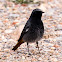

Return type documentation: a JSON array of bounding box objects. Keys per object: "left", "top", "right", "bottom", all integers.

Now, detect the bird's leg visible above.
[
  {"left": 27, "top": 42, "right": 31, "bottom": 55},
  {"left": 36, "top": 41, "right": 40, "bottom": 53},
  {"left": 27, "top": 42, "right": 29, "bottom": 53}
]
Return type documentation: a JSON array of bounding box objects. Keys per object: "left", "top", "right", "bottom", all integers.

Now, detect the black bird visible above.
[{"left": 12, "top": 8, "right": 44, "bottom": 54}]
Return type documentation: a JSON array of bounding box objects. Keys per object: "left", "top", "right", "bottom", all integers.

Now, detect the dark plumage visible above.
[{"left": 12, "top": 8, "right": 44, "bottom": 54}]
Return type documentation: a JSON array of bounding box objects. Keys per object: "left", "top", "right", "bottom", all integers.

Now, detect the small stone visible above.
[
  {"left": 22, "top": 56, "right": 25, "bottom": 60},
  {"left": 12, "top": 21, "right": 19, "bottom": 25},
  {"left": 57, "top": 24, "right": 62, "bottom": 30},
  {"left": 9, "top": 14, "right": 19, "bottom": 18},
  {"left": 5, "top": 29, "right": 13, "bottom": 33},
  {"left": 4, "top": 49, "right": 10, "bottom": 52},
  {"left": 33, "top": 0, "right": 39, "bottom": 3},
  {"left": 2, "top": 35, "right": 5, "bottom": 39},
  {"left": 38, "top": 57, "right": 42, "bottom": 61},
  {"left": 53, "top": 45, "right": 59, "bottom": 48},
  {"left": 55, "top": 37, "right": 62, "bottom": 41},
  {"left": 0, "top": 21, "right": 3, "bottom": 26},
  {"left": 50, "top": 47, "right": 55, "bottom": 50},
  {"left": 49, "top": 50, "right": 54, "bottom": 53},
  {"left": 3, "top": 39, "right": 7, "bottom": 42},
  {"left": 51, "top": 58, "right": 58, "bottom": 61}
]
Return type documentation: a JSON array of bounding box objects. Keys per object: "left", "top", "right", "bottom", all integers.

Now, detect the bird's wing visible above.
[
  {"left": 12, "top": 20, "right": 30, "bottom": 50},
  {"left": 18, "top": 20, "right": 30, "bottom": 41},
  {"left": 22, "top": 21, "right": 30, "bottom": 36}
]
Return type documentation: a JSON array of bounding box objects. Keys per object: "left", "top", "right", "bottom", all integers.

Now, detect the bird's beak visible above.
[{"left": 42, "top": 12, "right": 45, "bottom": 13}]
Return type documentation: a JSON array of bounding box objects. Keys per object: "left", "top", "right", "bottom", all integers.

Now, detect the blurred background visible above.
[{"left": 0, "top": 0, "right": 62, "bottom": 62}]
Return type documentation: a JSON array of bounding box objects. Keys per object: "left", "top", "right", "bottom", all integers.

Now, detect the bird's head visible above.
[{"left": 31, "top": 8, "right": 44, "bottom": 18}]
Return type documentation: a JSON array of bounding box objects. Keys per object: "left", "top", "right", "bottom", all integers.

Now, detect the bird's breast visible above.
[{"left": 22, "top": 26, "right": 44, "bottom": 43}]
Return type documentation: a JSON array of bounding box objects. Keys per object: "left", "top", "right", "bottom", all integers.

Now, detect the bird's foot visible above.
[
  {"left": 36, "top": 46, "right": 41, "bottom": 54},
  {"left": 28, "top": 52, "right": 31, "bottom": 55},
  {"left": 26, "top": 52, "right": 31, "bottom": 57},
  {"left": 36, "top": 46, "right": 39, "bottom": 48}
]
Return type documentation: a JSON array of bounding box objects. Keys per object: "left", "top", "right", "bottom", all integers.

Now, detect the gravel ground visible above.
[{"left": 0, "top": 0, "right": 62, "bottom": 62}]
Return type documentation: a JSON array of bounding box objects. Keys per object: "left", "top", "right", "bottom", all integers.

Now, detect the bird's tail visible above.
[{"left": 12, "top": 39, "right": 24, "bottom": 51}]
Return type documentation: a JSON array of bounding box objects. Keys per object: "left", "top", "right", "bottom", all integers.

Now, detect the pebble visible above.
[
  {"left": 5, "top": 29, "right": 13, "bottom": 33},
  {"left": 38, "top": 57, "right": 42, "bottom": 61},
  {"left": 50, "top": 47, "right": 55, "bottom": 50},
  {"left": 55, "top": 37, "right": 62, "bottom": 41},
  {"left": 48, "top": 50, "right": 54, "bottom": 53},
  {"left": 0, "top": 21, "right": 3, "bottom": 26},
  {"left": 2, "top": 35, "right": 5, "bottom": 39},
  {"left": 4, "top": 49, "right": 10, "bottom": 52},
  {"left": 3, "top": 39, "right": 7, "bottom": 42},
  {"left": 9, "top": 13, "right": 19, "bottom": 18},
  {"left": 51, "top": 58, "right": 58, "bottom": 61},
  {"left": 22, "top": 56, "right": 25, "bottom": 60},
  {"left": 57, "top": 24, "right": 62, "bottom": 29}
]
